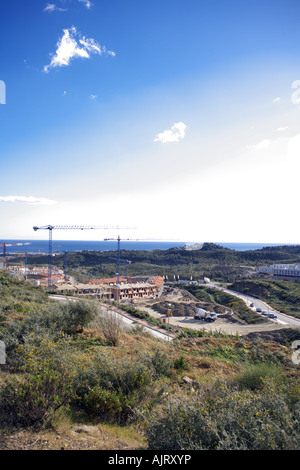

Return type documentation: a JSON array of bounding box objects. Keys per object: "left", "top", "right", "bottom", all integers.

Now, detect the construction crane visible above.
[
  {"left": 0, "top": 242, "right": 32, "bottom": 271},
  {"left": 109, "top": 255, "right": 132, "bottom": 280},
  {"left": 105, "top": 235, "right": 179, "bottom": 285},
  {"left": 64, "top": 250, "right": 68, "bottom": 282},
  {"left": 33, "top": 225, "right": 133, "bottom": 287},
  {"left": 104, "top": 235, "right": 153, "bottom": 284}
]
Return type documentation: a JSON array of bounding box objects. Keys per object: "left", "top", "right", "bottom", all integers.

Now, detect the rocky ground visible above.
[{"left": 0, "top": 424, "right": 146, "bottom": 451}]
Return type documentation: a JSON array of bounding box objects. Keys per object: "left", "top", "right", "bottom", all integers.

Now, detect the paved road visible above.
[{"left": 207, "top": 283, "right": 300, "bottom": 328}]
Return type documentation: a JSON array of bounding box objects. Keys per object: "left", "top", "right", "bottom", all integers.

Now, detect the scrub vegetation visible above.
[{"left": 0, "top": 272, "right": 299, "bottom": 450}]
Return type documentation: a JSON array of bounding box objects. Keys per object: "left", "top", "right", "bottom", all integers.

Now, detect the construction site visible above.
[
  {"left": 2, "top": 257, "right": 164, "bottom": 302},
  {"left": 0, "top": 229, "right": 165, "bottom": 303},
  {"left": 2, "top": 227, "right": 300, "bottom": 338}
]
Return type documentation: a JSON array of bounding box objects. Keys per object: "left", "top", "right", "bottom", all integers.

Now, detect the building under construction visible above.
[{"left": 51, "top": 275, "right": 164, "bottom": 301}]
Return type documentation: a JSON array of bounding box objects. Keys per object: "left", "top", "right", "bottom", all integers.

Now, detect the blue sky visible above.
[{"left": 1, "top": 0, "right": 300, "bottom": 243}]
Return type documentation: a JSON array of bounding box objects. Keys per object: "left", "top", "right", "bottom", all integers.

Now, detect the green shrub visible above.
[
  {"left": 174, "top": 355, "right": 188, "bottom": 371},
  {"left": 58, "top": 300, "right": 98, "bottom": 334},
  {"left": 0, "top": 335, "right": 92, "bottom": 429},
  {"left": 148, "top": 349, "right": 173, "bottom": 378},
  {"left": 73, "top": 351, "right": 155, "bottom": 424},
  {"left": 0, "top": 368, "right": 73, "bottom": 429},
  {"left": 232, "top": 363, "right": 284, "bottom": 391},
  {"left": 145, "top": 378, "right": 300, "bottom": 450},
  {"left": 79, "top": 386, "right": 123, "bottom": 422},
  {"left": 248, "top": 342, "right": 286, "bottom": 364},
  {"left": 78, "top": 385, "right": 137, "bottom": 425}
]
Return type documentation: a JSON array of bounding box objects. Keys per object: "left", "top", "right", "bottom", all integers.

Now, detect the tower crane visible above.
[
  {"left": 104, "top": 235, "right": 179, "bottom": 285},
  {"left": 104, "top": 235, "right": 152, "bottom": 284},
  {"left": 0, "top": 242, "right": 32, "bottom": 271},
  {"left": 33, "top": 225, "right": 133, "bottom": 287},
  {"left": 109, "top": 255, "right": 132, "bottom": 281},
  {"left": 64, "top": 250, "right": 68, "bottom": 282}
]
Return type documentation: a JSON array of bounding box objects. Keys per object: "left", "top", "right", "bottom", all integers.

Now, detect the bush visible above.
[
  {"left": 93, "top": 310, "right": 122, "bottom": 346},
  {"left": 59, "top": 300, "right": 98, "bottom": 334},
  {"left": 0, "top": 335, "right": 91, "bottom": 429},
  {"left": 78, "top": 386, "right": 136, "bottom": 425},
  {"left": 74, "top": 351, "right": 155, "bottom": 424},
  {"left": 147, "top": 349, "right": 173, "bottom": 378},
  {"left": 174, "top": 355, "right": 188, "bottom": 371},
  {"left": 0, "top": 368, "right": 73, "bottom": 429},
  {"left": 145, "top": 378, "right": 300, "bottom": 450},
  {"left": 232, "top": 363, "right": 284, "bottom": 391},
  {"left": 0, "top": 300, "right": 98, "bottom": 368}
]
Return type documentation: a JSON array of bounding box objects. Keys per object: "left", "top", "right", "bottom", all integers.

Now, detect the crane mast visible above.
[
  {"left": 33, "top": 225, "right": 133, "bottom": 287},
  {"left": 104, "top": 235, "right": 146, "bottom": 284},
  {"left": 0, "top": 242, "right": 31, "bottom": 271}
]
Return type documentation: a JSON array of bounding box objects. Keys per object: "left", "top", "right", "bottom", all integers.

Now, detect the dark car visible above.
[{"left": 268, "top": 313, "right": 277, "bottom": 319}]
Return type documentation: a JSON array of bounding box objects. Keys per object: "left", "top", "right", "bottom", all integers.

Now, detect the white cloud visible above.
[
  {"left": 106, "top": 49, "right": 116, "bottom": 57},
  {"left": 0, "top": 196, "right": 57, "bottom": 205},
  {"left": 272, "top": 97, "right": 281, "bottom": 103},
  {"left": 78, "top": 0, "right": 93, "bottom": 8},
  {"left": 43, "top": 3, "right": 67, "bottom": 13},
  {"left": 277, "top": 126, "right": 288, "bottom": 132},
  {"left": 246, "top": 139, "right": 272, "bottom": 150},
  {"left": 43, "top": 26, "right": 115, "bottom": 72},
  {"left": 78, "top": 36, "right": 101, "bottom": 54},
  {"left": 154, "top": 122, "right": 187, "bottom": 144},
  {"left": 44, "top": 1, "right": 93, "bottom": 13}
]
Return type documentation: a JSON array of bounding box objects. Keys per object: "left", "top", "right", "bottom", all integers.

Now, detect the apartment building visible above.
[{"left": 258, "top": 264, "right": 300, "bottom": 279}]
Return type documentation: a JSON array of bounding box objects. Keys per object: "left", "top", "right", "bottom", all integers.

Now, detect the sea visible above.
[{"left": 0, "top": 240, "right": 297, "bottom": 255}]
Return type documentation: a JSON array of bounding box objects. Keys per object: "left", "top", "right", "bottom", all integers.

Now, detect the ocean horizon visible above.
[{"left": 0, "top": 239, "right": 297, "bottom": 254}]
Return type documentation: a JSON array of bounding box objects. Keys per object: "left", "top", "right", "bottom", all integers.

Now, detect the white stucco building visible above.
[{"left": 258, "top": 264, "right": 300, "bottom": 279}]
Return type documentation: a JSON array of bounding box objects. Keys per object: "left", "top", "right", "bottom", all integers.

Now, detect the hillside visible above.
[
  {"left": 15, "top": 242, "right": 300, "bottom": 283},
  {"left": 0, "top": 272, "right": 299, "bottom": 450}
]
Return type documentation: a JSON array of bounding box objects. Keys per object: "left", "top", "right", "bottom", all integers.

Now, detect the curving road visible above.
[{"left": 206, "top": 282, "right": 300, "bottom": 329}]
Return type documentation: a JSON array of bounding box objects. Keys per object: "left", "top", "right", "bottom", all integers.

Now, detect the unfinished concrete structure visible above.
[{"left": 52, "top": 275, "right": 164, "bottom": 301}]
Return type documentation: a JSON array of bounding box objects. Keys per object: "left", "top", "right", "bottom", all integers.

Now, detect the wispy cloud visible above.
[
  {"left": 44, "top": 1, "right": 93, "bottom": 12},
  {"left": 272, "top": 97, "right": 281, "bottom": 103},
  {"left": 43, "top": 26, "right": 115, "bottom": 72},
  {"left": 154, "top": 122, "right": 187, "bottom": 144},
  {"left": 78, "top": 0, "right": 93, "bottom": 9},
  {"left": 0, "top": 196, "right": 57, "bottom": 205},
  {"left": 246, "top": 139, "right": 272, "bottom": 150},
  {"left": 277, "top": 126, "right": 288, "bottom": 132},
  {"left": 43, "top": 3, "right": 67, "bottom": 13}
]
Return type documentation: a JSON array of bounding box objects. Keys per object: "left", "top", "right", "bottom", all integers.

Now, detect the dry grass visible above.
[{"left": 0, "top": 422, "right": 147, "bottom": 450}]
